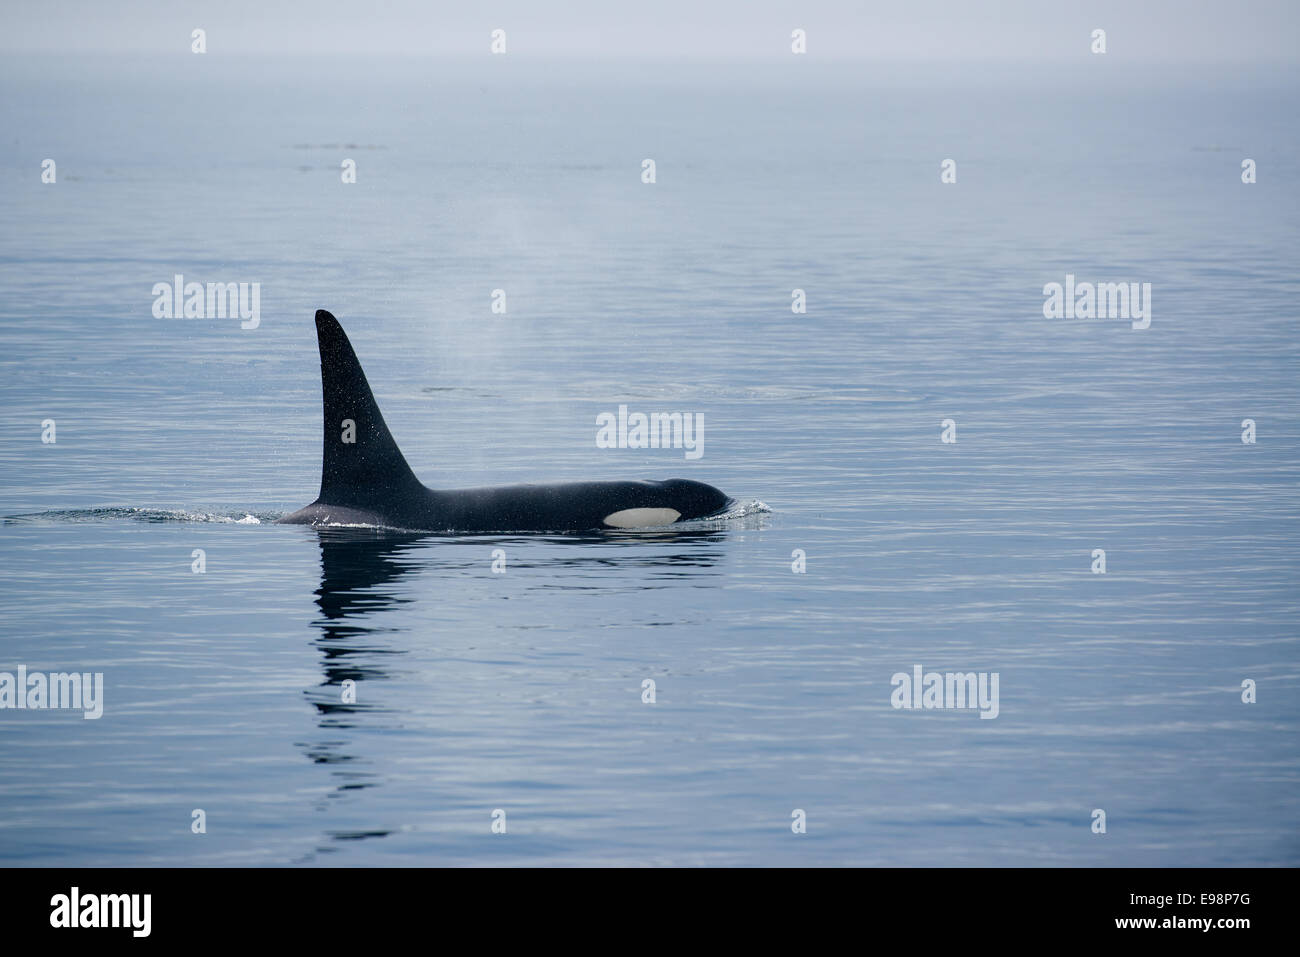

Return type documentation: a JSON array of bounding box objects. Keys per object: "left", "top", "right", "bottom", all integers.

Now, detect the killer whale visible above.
[{"left": 278, "top": 310, "right": 733, "bottom": 532}]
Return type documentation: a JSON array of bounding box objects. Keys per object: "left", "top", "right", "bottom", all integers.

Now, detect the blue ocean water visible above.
[{"left": 1, "top": 54, "right": 1297, "bottom": 865}]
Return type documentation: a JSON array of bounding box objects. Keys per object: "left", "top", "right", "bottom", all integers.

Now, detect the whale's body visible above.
[{"left": 278, "top": 311, "right": 732, "bottom": 532}]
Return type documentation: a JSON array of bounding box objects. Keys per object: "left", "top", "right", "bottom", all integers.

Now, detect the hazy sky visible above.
[{"left": 3, "top": 0, "right": 1296, "bottom": 60}]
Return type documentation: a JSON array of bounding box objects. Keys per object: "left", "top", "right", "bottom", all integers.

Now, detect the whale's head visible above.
[{"left": 656, "top": 478, "right": 732, "bottom": 520}]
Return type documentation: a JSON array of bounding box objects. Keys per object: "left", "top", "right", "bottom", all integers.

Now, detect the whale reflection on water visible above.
[{"left": 294, "top": 525, "right": 727, "bottom": 848}]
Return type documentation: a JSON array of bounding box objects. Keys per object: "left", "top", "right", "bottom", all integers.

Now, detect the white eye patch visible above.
[{"left": 602, "top": 508, "right": 682, "bottom": 528}]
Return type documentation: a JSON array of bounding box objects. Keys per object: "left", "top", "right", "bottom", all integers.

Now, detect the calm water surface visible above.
[{"left": 0, "top": 56, "right": 1297, "bottom": 865}]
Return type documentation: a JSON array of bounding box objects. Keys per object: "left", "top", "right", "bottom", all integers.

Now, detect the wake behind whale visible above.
[{"left": 278, "top": 310, "right": 739, "bottom": 533}]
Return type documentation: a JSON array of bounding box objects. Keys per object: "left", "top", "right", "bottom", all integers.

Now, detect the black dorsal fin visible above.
[{"left": 312, "top": 309, "right": 425, "bottom": 509}]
